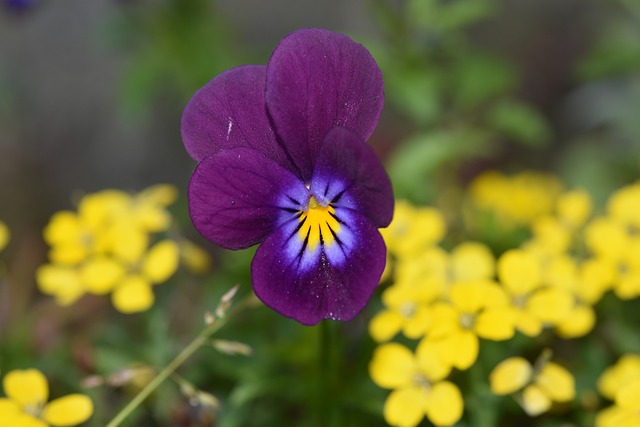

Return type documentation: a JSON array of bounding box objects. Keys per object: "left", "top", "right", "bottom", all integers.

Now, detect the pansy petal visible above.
[
  {"left": 266, "top": 28, "right": 384, "bottom": 180},
  {"left": 252, "top": 209, "right": 386, "bottom": 325},
  {"left": 3, "top": 369, "right": 48, "bottom": 408},
  {"left": 309, "top": 126, "right": 393, "bottom": 228},
  {"left": 181, "top": 65, "right": 292, "bottom": 169},
  {"left": 189, "top": 147, "right": 308, "bottom": 250},
  {"left": 42, "top": 394, "right": 93, "bottom": 426}
]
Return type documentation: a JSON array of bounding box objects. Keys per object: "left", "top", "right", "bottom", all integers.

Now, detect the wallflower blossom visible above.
[
  {"left": 369, "top": 342, "right": 462, "bottom": 427},
  {"left": 0, "top": 368, "right": 93, "bottom": 427},
  {"left": 489, "top": 353, "right": 575, "bottom": 416},
  {"left": 422, "top": 280, "right": 515, "bottom": 370},
  {"left": 596, "top": 377, "right": 640, "bottom": 427},
  {"left": 36, "top": 185, "right": 204, "bottom": 313},
  {"left": 467, "top": 170, "right": 562, "bottom": 229},
  {"left": 182, "top": 29, "right": 393, "bottom": 325},
  {"left": 597, "top": 353, "right": 640, "bottom": 401},
  {"left": 0, "top": 220, "right": 9, "bottom": 253}
]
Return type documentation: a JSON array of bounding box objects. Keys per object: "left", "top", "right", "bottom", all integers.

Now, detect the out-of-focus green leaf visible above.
[
  {"left": 579, "top": 22, "right": 640, "bottom": 80},
  {"left": 452, "top": 53, "right": 516, "bottom": 108},
  {"left": 408, "top": 0, "right": 496, "bottom": 32},
  {"left": 488, "top": 100, "right": 550, "bottom": 147},
  {"left": 388, "top": 129, "right": 491, "bottom": 201},
  {"left": 385, "top": 65, "right": 444, "bottom": 125}
]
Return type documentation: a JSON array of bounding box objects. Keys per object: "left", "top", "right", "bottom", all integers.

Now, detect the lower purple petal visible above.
[
  {"left": 251, "top": 207, "right": 386, "bottom": 325},
  {"left": 189, "top": 147, "right": 307, "bottom": 250}
]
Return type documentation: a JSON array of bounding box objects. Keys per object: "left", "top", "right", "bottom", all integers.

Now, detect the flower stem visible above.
[{"left": 105, "top": 293, "right": 249, "bottom": 427}]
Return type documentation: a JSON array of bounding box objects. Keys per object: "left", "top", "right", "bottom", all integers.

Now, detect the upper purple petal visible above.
[
  {"left": 251, "top": 208, "right": 387, "bottom": 325},
  {"left": 188, "top": 147, "right": 308, "bottom": 250},
  {"left": 265, "top": 28, "right": 384, "bottom": 181},
  {"left": 181, "top": 65, "right": 294, "bottom": 171},
  {"left": 310, "top": 126, "right": 394, "bottom": 228}
]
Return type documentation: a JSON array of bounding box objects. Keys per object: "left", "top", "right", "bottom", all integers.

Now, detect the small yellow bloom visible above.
[
  {"left": 597, "top": 354, "right": 640, "bottom": 401},
  {"left": 489, "top": 354, "right": 575, "bottom": 416},
  {"left": 381, "top": 200, "right": 446, "bottom": 258},
  {"left": 369, "top": 343, "right": 461, "bottom": 427},
  {"left": 425, "top": 281, "right": 515, "bottom": 370},
  {"left": 0, "top": 220, "right": 10, "bottom": 253},
  {"left": 596, "top": 378, "right": 640, "bottom": 427},
  {"left": 369, "top": 283, "right": 434, "bottom": 341},
  {"left": 0, "top": 368, "right": 92, "bottom": 427}
]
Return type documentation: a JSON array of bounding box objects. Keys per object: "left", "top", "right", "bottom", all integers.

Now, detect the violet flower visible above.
[{"left": 182, "top": 28, "right": 393, "bottom": 325}]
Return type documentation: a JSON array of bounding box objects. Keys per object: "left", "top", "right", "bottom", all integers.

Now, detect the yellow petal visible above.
[
  {"left": 0, "top": 221, "right": 10, "bottom": 252},
  {"left": 497, "top": 249, "right": 541, "bottom": 295},
  {"left": 521, "top": 384, "right": 551, "bottom": 416},
  {"left": 441, "top": 330, "right": 478, "bottom": 370},
  {"left": 616, "top": 378, "right": 640, "bottom": 409},
  {"left": 425, "top": 381, "right": 464, "bottom": 426},
  {"left": 489, "top": 357, "right": 532, "bottom": 395},
  {"left": 514, "top": 309, "right": 543, "bottom": 337},
  {"left": 595, "top": 405, "right": 634, "bottom": 427},
  {"left": 369, "top": 343, "right": 416, "bottom": 389},
  {"left": 369, "top": 311, "right": 403, "bottom": 342},
  {"left": 536, "top": 362, "right": 575, "bottom": 402},
  {"left": 527, "top": 287, "right": 574, "bottom": 324},
  {"left": 415, "top": 338, "right": 452, "bottom": 382},
  {"left": 402, "top": 306, "right": 431, "bottom": 339},
  {"left": 43, "top": 394, "right": 93, "bottom": 426},
  {"left": 43, "top": 211, "right": 82, "bottom": 245},
  {"left": 476, "top": 307, "right": 516, "bottom": 341},
  {"left": 383, "top": 387, "right": 425, "bottom": 427},
  {"left": 49, "top": 243, "right": 89, "bottom": 266},
  {"left": 36, "top": 264, "right": 85, "bottom": 306},
  {"left": 0, "top": 397, "right": 21, "bottom": 418},
  {"left": 12, "top": 413, "right": 48, "bottom": 427},
  {"left": 78, "top": 190, "right": 131, "bottom": 230},
  {"left": 597, "top": 354, "right": 640, "bottom": 400},
  {"left": 142, "top": 240, "right": 180, "bottom": 284},
  {"left": 106, "top": 221, "right": 148, "bottom": 264},
  {"left": 449, "top": 281, "right": 488, "bottom": 313},
  {"left": 3, "top": 369, "right": 48, "bottom": 408},
  {"left": 557, "top": 189, "right": 592, "bottom": 229},
  {"left": 450, "top": 242, "right": 495, "bottom": 281},
  {"left": 556, "top": 304, "right": 596, "bottom": 339},
  {"left": 112, "top": 276, "right": 154, "bottom": 313},
  {"left": 180, "top": 240, "right": 212, "bottom": 274},
  {"left": 79, "top": 257, "right": 125, "bottom": 294}
]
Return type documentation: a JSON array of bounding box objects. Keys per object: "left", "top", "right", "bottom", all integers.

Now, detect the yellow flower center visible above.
[
  {"left": 412, "top": 373, "right": 432, "bottom": 392},
  {"left": 459, "top": 312, "right": 476, "bottom": 330},
  {"left": 298, "top": 196, "right": 341, "bottom": 251},
  {"left": 399, "top": 302, "right": 417, "bottom": 319}
]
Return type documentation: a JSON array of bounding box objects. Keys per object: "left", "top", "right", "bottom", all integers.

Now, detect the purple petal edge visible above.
[{"left": 265, "top": 28, "right": 384, "bottom": 181}]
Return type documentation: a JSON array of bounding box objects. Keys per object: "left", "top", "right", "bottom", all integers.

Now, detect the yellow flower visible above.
[
  {"left": 0, "top": 369, "right": 92, "bottom": 427},
  {"left": 0, "top": 220, "right": 9, "bottom": 253},
  {"left": 424, "top": 280, "right": 515, "bottom": 370},
  {"left": 468, "top": 170, "right": 562, "bottom": 228},
  {"left": 489, "top": 354, "right": 575, "bottom": 416},
  {"left": 596, "top": 378, "right": 640, "bottom": 427},
  {"left": 497, "top": 249, "right": 574, "bottom": 337},
  {"left": 381, "top": 200, "right": 445, "bottom": 258},
  {"left": 369, "top": 283, "right": 435, "bottom": 342},
  {"left": 369, "top": 342, "right": 461, "bottom": 427},
  {"left": 597, "top": 354, "right": 640, "bottom": 401},
  {"left": 606, "top": 181, "right": 640, "bottom": 230}
]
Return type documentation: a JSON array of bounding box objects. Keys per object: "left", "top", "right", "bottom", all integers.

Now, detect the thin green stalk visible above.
[
  {"left": 105, "top": 292, "right": 250, "bottom": 427},
  {"left": 317, "top": 320, "right": 332, "bottom": 427}
]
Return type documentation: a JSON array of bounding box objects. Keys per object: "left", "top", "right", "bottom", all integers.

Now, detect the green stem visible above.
[
  {"left": 105, "top": 295, "right": 250, "bottom": 427},
  {"left": 317, "top": 320, "right": 332, "bottom": 427}
]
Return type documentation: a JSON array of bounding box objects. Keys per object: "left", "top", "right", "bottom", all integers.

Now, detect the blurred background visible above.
[{"left": 1, "top": 0, "right": 640, "bottom": 426}]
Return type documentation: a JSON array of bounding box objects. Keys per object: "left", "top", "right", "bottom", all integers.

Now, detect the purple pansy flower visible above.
[{"left": 182, "top": 28, "right": 394, "bottom": 325}]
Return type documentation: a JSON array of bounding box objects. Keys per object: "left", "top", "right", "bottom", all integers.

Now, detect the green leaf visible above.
[
  {"left": 452, "top": 53, "right": 515, "bottom": 109},
  {"left": 488, "top": 101, "right": 550, "bottom": 147}
]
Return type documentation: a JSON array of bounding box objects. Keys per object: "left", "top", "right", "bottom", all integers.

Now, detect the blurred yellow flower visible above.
[
  {"left": 597, "top": 354, "right": 640, "bottom": 401},
  {"left": 489, "top": 354, "right": 575, "bottom": 416},
  {"left": 423, "top": 280, "right": 515, "bottom": 370},
  {"left": 37, "top": 185, "right": 194, "bottom": 313},
  {"left": 381, "top": 200, "right": 445, "bottom": 258},
  {"left": 0, "top": 220, "right": 9, "bottom": 253},
  {"left": 0, "top": 368, "right": 93, "bottom": 427},
  {"left": 596, "top": 378, "right": 640, "bottom": 427},
  {"left": 468, "top": 170, "right": 562, "bottom": 228},
  {"left": 369, "top": 342, "right": 461, "bottom": 427}
]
